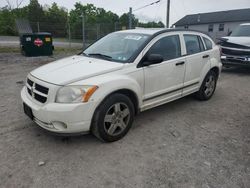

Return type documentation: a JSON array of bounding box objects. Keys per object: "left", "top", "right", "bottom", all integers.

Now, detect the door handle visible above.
[
  {"left": 175, "top": 61, "right": 185, "bottom": 66},
  {"left": 203, "top": 55, "right": 209, "bottom": 58}
]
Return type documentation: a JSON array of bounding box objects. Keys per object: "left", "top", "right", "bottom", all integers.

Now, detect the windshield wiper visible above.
[{"left": 87, "top": 53, "right": 113, "bottom": 60}]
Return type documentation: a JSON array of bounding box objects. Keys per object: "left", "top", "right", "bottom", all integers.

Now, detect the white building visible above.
[{"left": 173, "top": 8, "right": 250, "bottom": 41}]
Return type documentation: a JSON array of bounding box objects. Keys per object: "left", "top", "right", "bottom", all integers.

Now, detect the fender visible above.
[{"left": 70, "top": 74, "right": 143, "bottom": 109}]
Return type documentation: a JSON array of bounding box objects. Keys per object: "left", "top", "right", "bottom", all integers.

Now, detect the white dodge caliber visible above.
[{"left": 21, "top": 29, "right": 222, "bottom": 142}]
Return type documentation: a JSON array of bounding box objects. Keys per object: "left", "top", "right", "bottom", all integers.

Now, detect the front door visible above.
[{"left": 142, "top": 34, "right": 186, "bottom": 108}]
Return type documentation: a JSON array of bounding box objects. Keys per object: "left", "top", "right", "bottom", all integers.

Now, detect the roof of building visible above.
[{"left": 174, "top": 8, "right": 250, "bottom": 26}]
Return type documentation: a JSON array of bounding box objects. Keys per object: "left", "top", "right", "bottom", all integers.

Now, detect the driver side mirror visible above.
[{"left": 143, "top": 54, "right": 164, "bottom": 66}]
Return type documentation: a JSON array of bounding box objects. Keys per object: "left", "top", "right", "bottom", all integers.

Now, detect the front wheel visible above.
[
  {"left": 195, "top": 71, "right": 217, "bottom": 101},
  {"left": 91, "top": 93, "right": 135, "bottom": 142}
]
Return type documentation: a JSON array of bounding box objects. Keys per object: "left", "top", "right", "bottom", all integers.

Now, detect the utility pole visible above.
[
  {"left": 81, "top": 12, "right": 85, "bottom": 49},
  {"left": 166, "top": 0, "right": 170, "bottom": 28},
  {"left": 129, "top": 7, "right": 132, "bottom": 29}
]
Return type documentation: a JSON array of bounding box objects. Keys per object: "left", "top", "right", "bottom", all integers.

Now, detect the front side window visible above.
[
  {"left": 203, "top": 37, "right": 213, "bottom": 50},
  {"left": 184, "top": 35, "right": 202, "bottom": 55},
  {"left": 84, "top": 32, "right": 150, "bottom": 63},
  {"left": 147, "top": 35, "right": 181, "bottom": 61},
  {"left": 208, "top": 24, "right": 214, "bottom": 32}
]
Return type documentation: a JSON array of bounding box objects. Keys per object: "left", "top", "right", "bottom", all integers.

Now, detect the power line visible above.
[{"left": 133, "top": 0, "right": 161, "bottom": 12}]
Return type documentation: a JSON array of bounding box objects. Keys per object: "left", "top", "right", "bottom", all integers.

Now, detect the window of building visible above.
[
  {"left": 219, "top": 24, "right": 224, "bottom": 31},
  {"left": 184, "top": 35, "right": 202, "bottom": 55},
  {"left": 184, "top": 25, "right": 189, "bottom": 29},
  {"left": 147, "top": 35, "right": 181, "bottom": 61},
  {"left": 203, "top": 37, "right": 213, "bottom": 50},
  {"left": 208, "top": 24, "right": 214, "bottom": 32}
]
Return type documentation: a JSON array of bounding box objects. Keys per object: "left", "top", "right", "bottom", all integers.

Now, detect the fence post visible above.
[
  {"left": 129, "top": 7, "right": 132, "bottom": 29},
  {"left": 68, "top": 21, "right": 71, "bottom": 48}
]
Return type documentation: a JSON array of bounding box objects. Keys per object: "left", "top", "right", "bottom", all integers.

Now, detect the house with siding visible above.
[{"left": 173, "top": 8, "right": 250, "bottom": 41}]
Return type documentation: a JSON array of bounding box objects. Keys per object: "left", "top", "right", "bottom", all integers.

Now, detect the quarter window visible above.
[
  {"left": 184, "top": 35, "right": 202, "bottom": 55},
  {"left": 147, "top": 35, "right": 181, "bottom": 61},
  {"left": 208, "top": 24, "right": 214, "bottom": 32},
  {"left": 203, "top": 37, "right": 213, "bottom": 50},
  {"left": 198, "top": 36, "right": 205, "bottom": 51}
]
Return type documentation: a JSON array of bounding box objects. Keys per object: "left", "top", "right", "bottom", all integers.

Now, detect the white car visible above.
[{"left": 21, "top": 29, "right": 222, "bottom": 142}]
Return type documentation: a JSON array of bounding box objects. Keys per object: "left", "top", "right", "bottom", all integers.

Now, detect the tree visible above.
[
  {"left": 5, "top": 0, "right": 25, "bottom": 9},
  {"left": 138, "top": 21, "right": 165, "bottom": 28},
  {"left": 0, "top": 7, "right": 16, "bottom": 35},
  {"left": 119, "top": 13, "right": 138, "bottom": 29},
  {"left": 28, "top": 0, "right": 44, "bottom": 23}
]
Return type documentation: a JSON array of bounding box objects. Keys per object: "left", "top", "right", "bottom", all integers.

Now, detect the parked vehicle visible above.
[
  {"left": 21, "top": 29, "right": 222, "bottom": 142},
  {"left": 219, "top": 23, "right": 250, "bottom": 67}
]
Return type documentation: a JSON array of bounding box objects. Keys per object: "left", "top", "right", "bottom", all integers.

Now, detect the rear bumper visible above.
[{"left": 21, "top": 87, "right": 96, "bottom": 134}]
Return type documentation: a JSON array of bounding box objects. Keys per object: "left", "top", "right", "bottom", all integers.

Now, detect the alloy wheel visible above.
[{"left": 104, "top": 102, "right": 130, "bottom": 136}]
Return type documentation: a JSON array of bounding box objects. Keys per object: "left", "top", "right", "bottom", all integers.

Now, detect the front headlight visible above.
[{"left": 55, "top": 85, "right": 98, "bottom": 103}]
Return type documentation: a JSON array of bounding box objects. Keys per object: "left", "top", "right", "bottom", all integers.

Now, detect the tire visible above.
[
  {"left": 195, "top": 70, "right": 217, "bottom": 101},
  {"left": 91, "top": 93, "right": 135, "bottom": 142}
]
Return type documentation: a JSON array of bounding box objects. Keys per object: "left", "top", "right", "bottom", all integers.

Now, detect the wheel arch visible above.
[{"left": 210, "top": 66, "right": 220, "bottom": 80}]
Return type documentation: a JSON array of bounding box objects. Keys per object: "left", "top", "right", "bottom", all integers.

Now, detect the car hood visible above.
[
  {"left": 222, "top": 36, "right": 250, "bottom": 47},
  {"left": 30, "top": 55, "right": 124, "bottom": 85}
]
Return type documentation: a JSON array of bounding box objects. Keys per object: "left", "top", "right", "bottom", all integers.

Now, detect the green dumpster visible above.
[{"left": 20, "top": 32, "right": 54, "bottom": 56}]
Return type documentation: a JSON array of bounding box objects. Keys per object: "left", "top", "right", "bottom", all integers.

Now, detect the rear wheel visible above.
[
  {"left": 195, "top": 71, "right": 217, "bottom": 101},
  {"left": 91, "top": 93, "right": 135, "bottom": 142}
]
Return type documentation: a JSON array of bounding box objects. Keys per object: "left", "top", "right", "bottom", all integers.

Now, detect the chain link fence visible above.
[{"left": 29, "top": 21, "right": 124, "bottom": 48}]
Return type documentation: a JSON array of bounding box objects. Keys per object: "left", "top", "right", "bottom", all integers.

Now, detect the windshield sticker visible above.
[{"left": 125, "top": 35, "right": 142, "bottom": 40}]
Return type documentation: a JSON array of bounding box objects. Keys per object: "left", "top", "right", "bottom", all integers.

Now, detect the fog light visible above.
[{"left": 52, "top": 121, "right": 67, "bottom": 130}]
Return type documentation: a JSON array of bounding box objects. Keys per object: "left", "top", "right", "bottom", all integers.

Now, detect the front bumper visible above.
[
  {"left": 21, "top": 87, "right": 96, "bottom": 134},
  {"left": 221, "top": 55, "right": 250, "bottom": 67}
]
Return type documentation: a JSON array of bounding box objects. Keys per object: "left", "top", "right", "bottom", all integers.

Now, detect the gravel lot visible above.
[{"left": 0, "top": 52, "right": 249, "bottom": 188}]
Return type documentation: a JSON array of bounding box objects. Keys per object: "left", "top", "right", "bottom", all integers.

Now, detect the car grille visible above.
[
  {"left": 221, "top": 47, "right": 250, "bottom": 56},
  {"left": 26, "top": 78, "right": 49, "bottom": 103}
]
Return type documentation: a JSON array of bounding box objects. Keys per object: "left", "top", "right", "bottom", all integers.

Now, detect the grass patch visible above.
[{"left": 0, "top": 46, "right": 20, "bottom": 53}]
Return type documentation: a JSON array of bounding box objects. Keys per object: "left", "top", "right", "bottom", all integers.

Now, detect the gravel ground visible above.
[{"left": 0, "top": 52, "right": 249, "bottom": 188}]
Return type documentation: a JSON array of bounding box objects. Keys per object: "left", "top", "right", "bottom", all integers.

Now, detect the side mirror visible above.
[{"left": 143, "top": 54, "right": 164, "bottom": 66}]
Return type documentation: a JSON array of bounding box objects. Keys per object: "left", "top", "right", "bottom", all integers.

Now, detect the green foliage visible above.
[
  {"left": 138, "top": 21, "right": 165, "bottom": 28},
  {"left": 0, "top": 7, "right": 16, "bottom": 35},
  {"left": 0, "top": 1, "right": 165, "bottom": 36},
  {"left": 28, "top": 0, "right": 45, "bottom": 22}
]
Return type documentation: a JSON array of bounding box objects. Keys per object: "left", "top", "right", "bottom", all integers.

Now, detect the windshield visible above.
[
  {"left": 230, "top": 25, "right": 250, "bottom": 37},
  {"left": 83, "top": 32, "right": 150, "bottom": 63}
]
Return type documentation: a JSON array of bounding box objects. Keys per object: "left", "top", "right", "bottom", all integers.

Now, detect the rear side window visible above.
[
  {"left": 203, "top": 37, "right": 213, "bottom": 50},
  {"left": 147, "top": 35, "right": 181, "bottom": 61},
  {"left": 184, "top": 35, "right": 202, "bottom": 55}
]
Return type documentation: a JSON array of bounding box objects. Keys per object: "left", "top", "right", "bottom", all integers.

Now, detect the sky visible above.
[{"left": 1, "top": 0, "right": 250, "bottom": 25}]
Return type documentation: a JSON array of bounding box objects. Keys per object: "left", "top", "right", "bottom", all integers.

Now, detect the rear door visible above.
[{"left": 182, "top": 34, "right": 210, "bottom": 95}]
